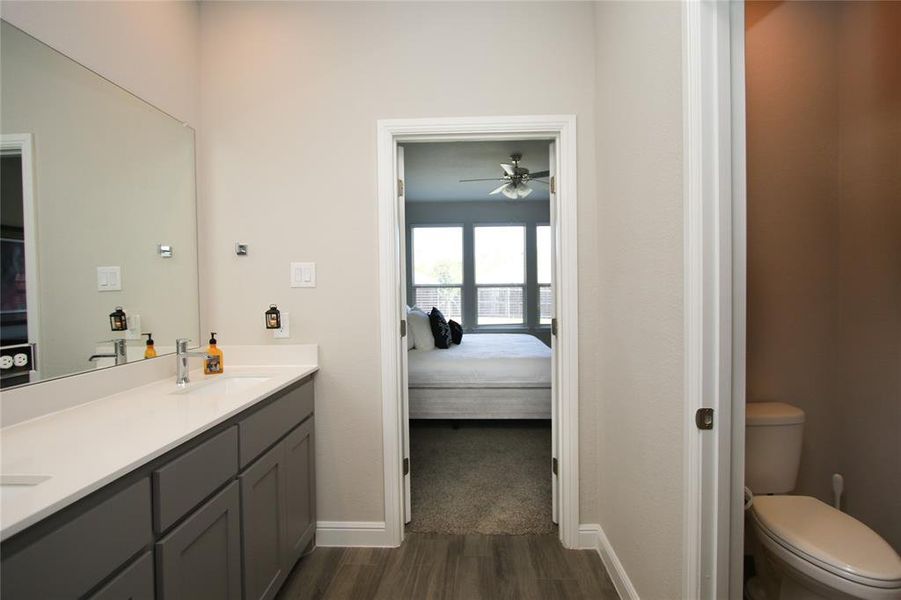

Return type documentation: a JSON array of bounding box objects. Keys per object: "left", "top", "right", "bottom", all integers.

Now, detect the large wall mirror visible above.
[{"left": 0, "top": 21, "right": 200, "bottom": 389}]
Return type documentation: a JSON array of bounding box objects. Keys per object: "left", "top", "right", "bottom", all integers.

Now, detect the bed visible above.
[{"left": 407, "top": 333, "right": 552, "bottom": 419}]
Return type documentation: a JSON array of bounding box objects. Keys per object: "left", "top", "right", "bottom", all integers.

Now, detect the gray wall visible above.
[{"left": 404, "top": 200, "right": 551, "bottom": 346}]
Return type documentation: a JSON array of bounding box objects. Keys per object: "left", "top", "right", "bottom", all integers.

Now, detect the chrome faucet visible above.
[
  {"left": 175, "top": 338, "right": 211, "bottom": 387},
  {"left": 89, "top": 339, "right": 128, "bottom": 366}
]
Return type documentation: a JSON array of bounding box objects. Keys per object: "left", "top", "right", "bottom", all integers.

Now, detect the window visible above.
[
  {"left": 475, "top": 226, "right": 525, "bottom": 325},
  {"left": 411, "top": 226, "right": 462, "bottom": 322},
  {"left": 537, "top": 225, "right": 552, "bottom": 325}
]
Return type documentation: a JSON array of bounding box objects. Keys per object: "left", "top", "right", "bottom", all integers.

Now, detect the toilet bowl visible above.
[
  {"left": 749, "top": 495, "right": 901, "bottom": 599},
  {"left": 746, "top": 402, "right": 901, "bottom": 600}
]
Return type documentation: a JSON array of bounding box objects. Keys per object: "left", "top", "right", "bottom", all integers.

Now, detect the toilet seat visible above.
[{"left": 752, "top": 495, "right": 901, "bottom": 595}]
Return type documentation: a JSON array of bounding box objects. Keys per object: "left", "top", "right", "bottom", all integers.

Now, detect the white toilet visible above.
[{"left": 745, "top": 402, "right": 901, "bottom": 600}]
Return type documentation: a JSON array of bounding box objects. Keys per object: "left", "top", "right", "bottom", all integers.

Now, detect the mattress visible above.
[{"left": 407, "top": 333, "right": 551, "bottom": 388}]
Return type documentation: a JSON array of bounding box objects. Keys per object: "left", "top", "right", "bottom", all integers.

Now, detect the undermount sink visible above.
[
  {"left": 173, "top": 376, "right": 271, "bottom": 397},
  {"left": 0, "top": 475, "right": 52, "bottom": 487}
]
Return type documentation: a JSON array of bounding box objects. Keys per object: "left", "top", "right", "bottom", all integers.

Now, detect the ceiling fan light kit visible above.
[{"left": 459, "top": 152, "right": 549, "bottom": 200}]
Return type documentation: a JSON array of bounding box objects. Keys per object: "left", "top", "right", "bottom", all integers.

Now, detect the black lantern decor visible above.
[
  {"left": 265, "top": 304, "right": 281, "bottom": 329},
  {"left": 109, "top": 306, "right": 127, "bottom": 331}
]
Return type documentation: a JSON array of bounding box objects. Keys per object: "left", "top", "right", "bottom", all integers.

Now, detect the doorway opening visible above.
[
  {"left": 0, "top": 134, "right": 39, "bottom": 388},
  {"left": 377, "top": 116, "right": 580, "bottom": 548},
  {"left": 401, "top": 140, "right": 555, "bottom": 535}
]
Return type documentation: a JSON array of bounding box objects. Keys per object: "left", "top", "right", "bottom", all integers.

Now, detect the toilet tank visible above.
[{"left": 745, "top": 402, "right": 805, "bottom": 494}]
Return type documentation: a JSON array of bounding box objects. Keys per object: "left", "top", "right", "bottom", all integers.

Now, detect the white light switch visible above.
[
  {"left": 97, "top": 266, "right": 122, "bottom": 291},
  {"left": 290, "top": 262, "right": 315, "bottom": 288},
  {"left": 273, "top": 311, "right": 290, "bottom": 338}
]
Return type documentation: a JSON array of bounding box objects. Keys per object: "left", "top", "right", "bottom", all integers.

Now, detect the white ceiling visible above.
[{"left": 401, "top": 140, "right": 552, "bottom": 202}]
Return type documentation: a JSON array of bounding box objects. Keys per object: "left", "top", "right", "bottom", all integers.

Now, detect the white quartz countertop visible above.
[{"left": 0, "top": 363, "right": 317, "bottom": 540}]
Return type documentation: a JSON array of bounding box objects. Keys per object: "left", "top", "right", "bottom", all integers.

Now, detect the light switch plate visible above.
[
  {"left": 273, "top": 311, "right": 290, "bottom": 338},
  {"left": 290, "top": 262, "right": 315, "bottom": 288},
  {"left": 97, "top": 266, "right": 122, "bottom": 291}
]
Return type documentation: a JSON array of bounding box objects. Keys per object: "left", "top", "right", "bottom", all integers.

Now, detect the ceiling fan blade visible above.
[
  {"left": 530, "top": 179, "right": 549, "bottom": 185},
  {"left": 489, "top": 183, "right": 509, "bottom": 195},
  {"left": 459, "top": 178, "right": 507, "bottom": 182},
  {"left": 500, "top": 163, "right": 515, "bottom": 176},
  {"left": 517, "top": 185, "right": 534, "bottom": 199},
  {"left": 528, "top": 170, "right": 550, "bottom": 179}
]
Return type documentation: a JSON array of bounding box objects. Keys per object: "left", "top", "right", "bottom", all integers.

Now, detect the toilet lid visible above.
[{"left": 753, "top": 496, "right": 901, "bottom": 587}]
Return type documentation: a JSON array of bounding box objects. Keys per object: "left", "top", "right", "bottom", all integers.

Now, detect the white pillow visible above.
[
  {"left": 405, "top": 306, "right": 415, "bottom": 350},
  {"left": 407, "top": 307, "right": 434, "bottom": 351}
]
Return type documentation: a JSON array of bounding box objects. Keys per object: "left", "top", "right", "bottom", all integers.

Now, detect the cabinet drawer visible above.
[
  {"left": 239, "top": 380, "right": 313, "bottom": 468},
  {"left": 153, "top": 426, "right": 238, "bottom": 533},
  {"left": 88, "top": 551, "right": 154, "bottom": 600},
  {"left": 1, "top": 478, "right": 152, "bottom": 599}
]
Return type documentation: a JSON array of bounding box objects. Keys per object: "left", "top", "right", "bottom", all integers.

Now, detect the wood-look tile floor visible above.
[{"left": 277, "top": 533, "right": 619, "bottom": 600}]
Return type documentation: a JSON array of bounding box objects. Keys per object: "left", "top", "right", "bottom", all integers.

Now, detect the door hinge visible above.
[
  {"left": 403, "top": 457, "right": 410, "bottom": 476},
  {"left": 551, "top": 318, "right": 558, "bottom": 337},
  {"left": 696, "top": 408, "right": 714, "bottom": 430},
  {"left": 400, "top": 319, "right": 407, "bottom": 338},
  {"left": 397, "top": 179, "right": 404, "bottom": 197},
  {"left": 550, "top": 175, "right": 556, "bottom": 194},
  {"left": 552, "top": 457, "right": 558, "bottom": 476}
]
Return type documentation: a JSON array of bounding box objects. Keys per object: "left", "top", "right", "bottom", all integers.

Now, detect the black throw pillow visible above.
[
  {"left": 448, "top": 320, "right": 463, "bottom": 345},
  {"left": 429, "top": 307, "right": 453, "bottom": 349}
]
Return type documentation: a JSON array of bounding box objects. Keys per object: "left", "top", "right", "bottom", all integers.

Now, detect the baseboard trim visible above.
[
  {"left": 578, "top": 524, "right": 640, "bottom": 600},
  {"left": 315, "top": 521, "right": 392, "bottom": 547}
]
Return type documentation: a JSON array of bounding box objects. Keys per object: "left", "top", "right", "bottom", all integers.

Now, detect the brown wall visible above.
[{"left": 747, "top": 1, "right": 901, "bottom": 551}]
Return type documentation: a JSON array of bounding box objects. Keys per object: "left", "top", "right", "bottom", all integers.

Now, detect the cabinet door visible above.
[
  {"left": 89, "top": 551, "right": 154, "bottom": 600},
  {"left": 155, "top": 481, "right": 241, "bottom": 600},
  {"left": 240, "top": 443, "right": 286, "bottom": 600},
  {"left": 283, "top": 418, "right": 316, "bottom": 567}
]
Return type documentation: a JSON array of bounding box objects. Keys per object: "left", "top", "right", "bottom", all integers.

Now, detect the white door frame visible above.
[
  {"left": 1, "top": 133, "right": 41, "bottom": 377},
  {"left": 681, "top": 1, "right": 743, "bottom": 598},
  {"left": 376, "top": 115, "right": 580, "bottom": 549}
]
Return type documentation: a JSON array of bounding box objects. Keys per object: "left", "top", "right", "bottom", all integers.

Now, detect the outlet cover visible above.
[{"left": 273, "top": 311, "right": 290, "bottom": 338}]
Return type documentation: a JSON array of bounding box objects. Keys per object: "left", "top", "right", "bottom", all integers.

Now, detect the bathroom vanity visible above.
[{"left": 0, "top": 356, "right": 318, "bottom": 600}]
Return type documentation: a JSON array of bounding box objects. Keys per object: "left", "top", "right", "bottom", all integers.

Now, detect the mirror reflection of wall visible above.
[{"left": 0, "top": 20, "right": 199, "bottom": 388}]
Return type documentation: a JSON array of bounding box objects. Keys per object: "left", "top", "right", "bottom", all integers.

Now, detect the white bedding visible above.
[{"left": 407, "top": 333, "right": 551, "bottom": 388}]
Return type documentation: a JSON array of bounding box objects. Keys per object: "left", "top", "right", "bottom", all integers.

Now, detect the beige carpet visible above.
[{"left": 407, "top": 420, "right": 555, "bottom": 535}]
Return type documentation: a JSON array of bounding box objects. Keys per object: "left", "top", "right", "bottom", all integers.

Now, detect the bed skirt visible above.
[{"left": 408, "top": 387, "right": 551, "bottom": 419}]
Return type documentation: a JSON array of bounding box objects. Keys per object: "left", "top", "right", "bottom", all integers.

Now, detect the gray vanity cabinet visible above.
[
  {"left": 239, "top": 381, "right": 317, "bottom": 600},
  {"left": 284, "top": 417, "right": 316, "bottom": 566},
  {"left": 0, "top": 375, "right": 315, "bottom": 600},
  {"left": 155, "top": 481, "right": 242, "bottom": 600}
]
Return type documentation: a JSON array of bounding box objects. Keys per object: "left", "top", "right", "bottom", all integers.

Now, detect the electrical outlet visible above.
[{"left": 273, "top": 311, "right": 290, "bottom": 338}]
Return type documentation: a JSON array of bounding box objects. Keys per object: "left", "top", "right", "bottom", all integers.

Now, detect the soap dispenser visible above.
[
  {"left": 143, "top": 333, "right": 157, "bottom": 359},
  {"left": 204, "top": 332, "right": 224, "bottom": 375}
]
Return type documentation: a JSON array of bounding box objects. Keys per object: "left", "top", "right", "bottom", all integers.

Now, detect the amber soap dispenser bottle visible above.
[
  {"left": 204, "top": 332, "right": 224, "bottom": 375},
  {"left": 143, "top": 332, "right": 157, "bottom": 359}
]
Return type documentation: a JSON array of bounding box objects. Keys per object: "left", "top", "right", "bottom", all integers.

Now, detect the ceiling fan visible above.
[{"left": 459, "top": 153, "right": 550, "bottom": 199}]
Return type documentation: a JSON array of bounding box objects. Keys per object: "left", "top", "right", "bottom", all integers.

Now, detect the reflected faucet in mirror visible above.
[
  {"left": 88, "top": 339, "right": 127, "bottom": 366},
  {"left": 175, "top": 339, "right": 211, "bottom": 388}
]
